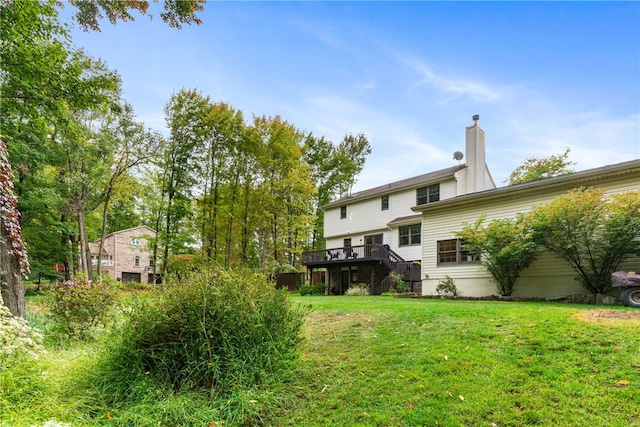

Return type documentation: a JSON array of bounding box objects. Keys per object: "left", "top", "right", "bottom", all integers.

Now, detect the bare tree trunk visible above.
[
  {"left": 0, "top": 222, "right": 26, "bottom": 318},
  {"left": 78, "top": 210, "right": 92, "bottom": 279}
]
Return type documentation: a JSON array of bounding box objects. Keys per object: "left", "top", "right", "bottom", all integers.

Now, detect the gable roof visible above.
[
  {"left": 92, "top": 225, "right": 157, "bottom": 244},
  {"left": 323, "top": 164, "right": 466, "bottom": 209},
  {"left": 412, "top": 159, "right": 640, "bottom": 213}
]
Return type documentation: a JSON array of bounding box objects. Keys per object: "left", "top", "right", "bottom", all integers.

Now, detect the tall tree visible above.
[
  {"left": 92, "top": 102, "right": 162, "bottom": 274},
  {"left": 153, "top": 89, "right": 208, "bottom": 271},
  {"left": 0, "top": 138, "right": 29, "bottom": 318},
  {"left": 506, "top": 148, "right": 575, "bottom": 185}
]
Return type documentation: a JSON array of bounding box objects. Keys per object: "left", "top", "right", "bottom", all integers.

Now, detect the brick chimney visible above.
[{"left": 465, "top": 114, "right": 486, "bottom": 193}]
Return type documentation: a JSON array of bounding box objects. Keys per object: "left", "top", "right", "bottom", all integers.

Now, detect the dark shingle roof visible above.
[{"left": 323, "top": 164, "right": 466, "bottom": 209}]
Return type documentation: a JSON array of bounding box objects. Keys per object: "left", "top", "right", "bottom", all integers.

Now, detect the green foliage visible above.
[
  {"left": 456, "top": 214, "right": 538, "bottom": 296},
  {"left": 68, "top": 0, "right": 205, "bottom": 31},
  {"left": 529, "top": 187, "right": 640, "bottom": 298},
  {"left": 100, "top": 268, "right": 305, "bottom": 393},
  {"left": 299, "top": 283, "right": 326, "bottom": 296},
  {"left": 47, "top": 278, "right": 119, "bottom": 338},
  {"left": 506, "top": 147, "right": 575, "bottom": 185},
  {"left": 164, "top": 253, "right": 199, "bottom": 276},
  {"left": 389, "top": 272, "right": 408, "bottom": 293},
  {"left": 435, "top": 275, "right": 462, "bottom": 297}
]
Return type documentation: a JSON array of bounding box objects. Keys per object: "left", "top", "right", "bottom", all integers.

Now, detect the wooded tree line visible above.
[{"left": 1, "top": 0, "right": 370, "bottom": 283}]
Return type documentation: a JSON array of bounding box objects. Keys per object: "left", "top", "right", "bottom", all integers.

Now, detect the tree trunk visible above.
[{"left": 0, "top": 221, "right": 26, "bottom": 318}]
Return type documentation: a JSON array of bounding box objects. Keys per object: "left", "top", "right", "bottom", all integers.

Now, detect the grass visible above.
[
  {"left": 272, "top": 296, "right": 640, "bottom": 427},
  {"left": 2, "top": 295, "right": 639, "bottom": 426}
]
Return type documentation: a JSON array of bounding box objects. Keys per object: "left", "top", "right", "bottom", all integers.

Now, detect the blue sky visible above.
[{"left": 64, "top": 1, "right": 640, "bottom": 192}]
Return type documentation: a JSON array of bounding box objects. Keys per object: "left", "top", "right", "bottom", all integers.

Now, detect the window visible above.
[
  {"left": 149, "top": 258, "right": 154, "bottom": 267},
  {"left": 130, "top": 237, "right": 141, "bottom": 246},
  {"left": 340, "top": 206, "right": 347, "bottom": 219},
  {"left": 416, "top": 184, "right": 440, "bottom": 205},
  {"left": 343, "top": 238, "right": 352, "bottom": 247},
  {"left": 134, "top": 255, "right": 141, "bottom": 267},
  {"left": 381, "top": 195, "right": 389, "bottom": 210},
  {"left": 437, "top": 239, "right": 478, "bottom": 264},
  {"left": 399, "top": 224, "right": 421, "bottom": 246}
]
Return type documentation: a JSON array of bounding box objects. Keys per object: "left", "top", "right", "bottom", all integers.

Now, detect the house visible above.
[
  {"left": 413, "top": 159, "right": 640, "bottom": 299},
  {"left": 302, "top": 115, "right": 496, "bottom": 294},
  {"left": 89, "top": 225, "right": 158, "bottom": 283}
]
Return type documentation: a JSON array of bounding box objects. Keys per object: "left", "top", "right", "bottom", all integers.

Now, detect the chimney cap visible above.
[{"left": 472, "top": 114, "right": 480, "bottom": 122}]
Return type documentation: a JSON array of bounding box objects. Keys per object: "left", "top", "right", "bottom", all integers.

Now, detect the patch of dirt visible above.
[{"left": 575, "top": 309, "right": 640, "bottom": 324}]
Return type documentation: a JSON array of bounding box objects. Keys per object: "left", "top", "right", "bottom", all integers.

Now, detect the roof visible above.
[
  {"left": 323, "top": 164, "right": 466, "bottom": 209},
  {"left": 92, "top": 225, "right": 157, "bottom": 244},
  {"left": 412, "top": 159, "right": 640, "bottom": 213},
  {"left": 387, "top": 214, "right": 422, "bottom": 227}
]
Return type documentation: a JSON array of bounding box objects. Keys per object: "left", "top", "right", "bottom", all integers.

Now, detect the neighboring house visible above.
[
  {"left": 89, "top": 225, "right": 158, "bottom": 283},
  {"left": 413, "top": 159, "right": 640, "bottom": 299},
  {"left": 302, "top": 116, "right": 496, "bottom": 294}
]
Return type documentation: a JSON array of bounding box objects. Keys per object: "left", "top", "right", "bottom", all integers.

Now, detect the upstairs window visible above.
[
  {"left": 134, "top": 255, "right": 141, "bottom": 267},
  {"left": 437, "top": 239, "right": 478, "bottom": 264},
  {"left": 381, "top": 195, "right": 389, "bottom": 211},
  {"left": 340, "top": 206, "right": 347, "bottom": 219},
  {"left": 399, "top": 224, "right": 421, "bottom": 246},
  {"left": 130, "top": 237, "right": 141, "bottom": 246},
  {"left": 416, "top": 184, "right": 440, "bottom": 205}
]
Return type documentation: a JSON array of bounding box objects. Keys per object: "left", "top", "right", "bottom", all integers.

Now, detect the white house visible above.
[
  {"left": 413, "top": 159, "right": 640, "bottom": 299},
  {"left": 302, "top": 116, "right": 496, "bottom": 294}
]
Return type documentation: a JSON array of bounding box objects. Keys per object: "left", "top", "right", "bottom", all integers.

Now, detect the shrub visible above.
[
  {"left": 529, "top": 187, "right": 640, "bottom": 299},
  {"left": 436, "top": 276, "right": 462, "bottom": 298},
  {"left": 345, "top": 284, "right": 369, "bottom": 296},
  {"left": 102, "top": 267, "right": 306, "bottom": 392},
  {"left": 299, "top": 283, "right": 326, "bottom": 296},
  {"left": 456, "top": 214, "right": 538, "bottom": 296},
  {"left": 389, "top": 272, "right": 408, "bottom": 294},
  {"left": 47, "top": 278, "right": 118, "bottom": 338}
]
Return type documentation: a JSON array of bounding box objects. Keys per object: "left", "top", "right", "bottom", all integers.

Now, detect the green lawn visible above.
[
  {"left": 272, "top": 296, "right": 640, "bottom": 427},
  {"left": 3, "top": 295, "right": 639, "bottom": 426}
]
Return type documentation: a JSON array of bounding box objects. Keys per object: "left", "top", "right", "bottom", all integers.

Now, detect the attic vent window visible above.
[{"left": 416, "top": 184, "right": 440, "bottom": 205}]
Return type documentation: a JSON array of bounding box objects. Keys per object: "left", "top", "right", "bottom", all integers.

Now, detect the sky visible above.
[{"left": 63, "top": 1, "right": 640, "bottom": 192}]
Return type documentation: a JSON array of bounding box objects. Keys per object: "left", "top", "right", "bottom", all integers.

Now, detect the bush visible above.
[
  {"left": 102, "top": 267, "right": 306, "bottom": 392},
  {"left": 47, "top": 278, "right": 118, "bottom": 338},
  {"left": 299, "top": 283, "right": 326, "bottom": 296},
  {"left": 436, "top": 276, "right": 462, "bottom": 298},
  {"left": 345, "top": 284, "right": 369, "bottom": 296},
  {"left": 389, "top": 272, "right": 408, "bottom": 294}
]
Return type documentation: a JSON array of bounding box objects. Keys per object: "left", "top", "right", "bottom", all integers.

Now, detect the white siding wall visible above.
[
  {"left": 324, "top": 178, "right": 458, "bottom": 257},
  {"left": 421, "top": 176, "right": 640, "bottom": 298}
]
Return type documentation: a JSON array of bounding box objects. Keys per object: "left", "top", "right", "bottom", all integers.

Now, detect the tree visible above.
[
  {"left": 92, "top": 102, "right": 162, "bottom": 275},
  {"left": 0, "top": 138, "right": 29, "bottom": 318},
  {"left": 303, "top": 133, "right": 371, "bottom": 250},
  {"left": 456, "top": 214, "right": 538, "bottom": 296},
  {"left": 505, "top": 148, "right": 575, "bottom": 185},
  {"left": 529, "top": 187, "right": 640, "bottom": 300},
  {"left": 67, "top": 0, "right": 205, "bottom": 31}
]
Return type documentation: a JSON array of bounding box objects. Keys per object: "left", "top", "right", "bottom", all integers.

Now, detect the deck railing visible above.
[{"left": 302, "top": 243, "right": 393, "bottom": 265}]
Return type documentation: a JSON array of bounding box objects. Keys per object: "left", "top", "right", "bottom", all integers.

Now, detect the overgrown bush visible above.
[
  {"left": 345, "top": 283, "right": 369, "bottom": 296},
  {"left": 101, "top": 267, "right": 306, "bottom": 392},
  {"left": 436, "top": 276, "right": 462, "bottom": 298},
  {"left": 299, "top": 283, "right": 326, "bottom": 296},
  {"left": 47, "top": 278, "right": 119, "bottom": 338}
]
